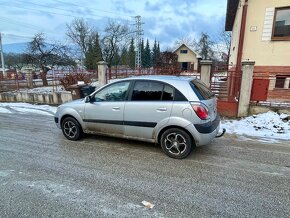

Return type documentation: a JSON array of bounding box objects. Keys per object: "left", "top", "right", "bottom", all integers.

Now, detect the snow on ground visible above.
[
  {"left": 221, "top": 111, "right": 290, "bottom": 141},
  {"left": 0, "top": 102, "right": 57, "bottom": 116},
  {"left": 0, "top": 102, "right": 289, "bottom": 142}
]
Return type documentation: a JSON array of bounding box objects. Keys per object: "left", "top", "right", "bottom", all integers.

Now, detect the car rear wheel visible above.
[
  {"left": 61, "top": 117, "right": 82, "bottom": 141},
  {"left": 160, "top": 128, "right": 193, "bottom": 159}
]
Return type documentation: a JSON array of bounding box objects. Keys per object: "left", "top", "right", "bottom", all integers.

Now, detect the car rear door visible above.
[{"left": 123, "top": 80, "right": 174, "bottom": 140}]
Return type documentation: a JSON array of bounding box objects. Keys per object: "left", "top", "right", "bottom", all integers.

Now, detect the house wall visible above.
[
  {"left": 229, "top": 0, "right": 290, "bottom": 103},
  {"left": 244, "top": 0, "right": 290, "bottom": 66},
  {"left": 175, "top": 45, "right": 198, "bottom": 71},
  {"left": 229, "top": 0, "right": 290, "bottom": 66},
  {"left": 228, "top": 0, "right": 244, "bottom": 66}
]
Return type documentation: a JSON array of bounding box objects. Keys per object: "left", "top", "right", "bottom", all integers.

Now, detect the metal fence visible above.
[{"left": 0, "top": 70, "right": 98, "bottom": 92}]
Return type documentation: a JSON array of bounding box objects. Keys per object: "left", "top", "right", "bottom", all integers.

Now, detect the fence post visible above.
[
  {"left": 237, "top": 60, "right": 255, "bottom": 117},
  {"left": 200, "top": 60, "right": 212, "bottom": 87},
  {"left": 97, "top": 61, "right": 108, "bottom": 87},
  {"left": 26, "top": 68, "right": 34, "bottom": 88}
]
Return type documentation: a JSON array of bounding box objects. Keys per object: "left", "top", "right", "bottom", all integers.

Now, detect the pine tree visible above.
[
  {"left": 84, "top": 43, "right": 95, "bottom": 69},
  {"left": 93, "top": 33, "right": 103, "bottom": 63},
  {"left": 84, "top": 32, "right": 103, "bottom": 70},
  {"left": 128, "top": 38, "right": 135, "bottom": 68},
  {"left": 143, "top": 39, "right": 151, "bottom": 68},
  {"left": 111, "top": 48, "right": 120, "bottom": 67},
  {"left": 152, "top": 39, "right": 160, "bottom": 67},
  {"left": 120, "top": 47, "right": 128, "bottom": 66},
  {"left": 140, "top": 38, "right": 145, "bottom": 67}
]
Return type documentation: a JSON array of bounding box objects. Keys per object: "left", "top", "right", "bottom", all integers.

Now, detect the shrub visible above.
[{"left": 59, "top": 73, "right": 92, "bottom": 90}]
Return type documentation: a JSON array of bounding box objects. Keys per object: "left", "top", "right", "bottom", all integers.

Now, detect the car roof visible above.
[{"left": 121, "top": 75, "right": 196, "bottom": 83}]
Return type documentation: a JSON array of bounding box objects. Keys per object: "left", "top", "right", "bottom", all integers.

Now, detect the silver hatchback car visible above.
[{"left": 55, "top": 76, "right": 224, "bottom": 159}]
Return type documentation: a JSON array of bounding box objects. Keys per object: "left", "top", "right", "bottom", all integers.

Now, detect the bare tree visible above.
[
  {"left": 26, "top": 33, "right": 76, "bottom": 86},
  {"left": 216, "top": 30, "right": 232, "bottom": 63},
  {"left": 101, "top": 21, "right": 130, "bottom": 67},
  {"left": 66, "top": 18, "right": 93, "bottom": 65},
  {"left": 174, "top": 36, "right": 197, "bottom": 49}
]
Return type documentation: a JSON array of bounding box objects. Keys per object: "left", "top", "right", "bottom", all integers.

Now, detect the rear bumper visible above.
[
  {"left": 193, "top": 115, "right": 220, "bottom": 134},
  {"left": 185, "top": 115, "right": 221, "bottom": 146}
]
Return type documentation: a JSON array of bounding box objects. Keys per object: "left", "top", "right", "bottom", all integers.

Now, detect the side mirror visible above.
[{"left": 84, "top": 96, "right": 91, "bottom": 103}]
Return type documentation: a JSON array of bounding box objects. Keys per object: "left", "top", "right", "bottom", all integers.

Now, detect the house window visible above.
[
  {"left": 272, "top": 7, "right": 290, "bottom": 40},
  {"left": 275, "top": 75, "right": 290, "bottom": 88},
  {"left": 180, "top": 50, "right": 188, "bottom": 54}
]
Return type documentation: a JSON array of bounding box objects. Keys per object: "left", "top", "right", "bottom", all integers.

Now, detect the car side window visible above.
[
  {"left": 94, "top": 81, "right": 130, "bottom": 102},
  {"left": 132, "top": 81, "right": 164, "bottom": 101},
  {"left": 162, "top": 85, "right": 174, "bottom": 101}
]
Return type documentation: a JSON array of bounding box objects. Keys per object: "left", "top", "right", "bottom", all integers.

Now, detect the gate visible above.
[{"left": 210, "top": 66, "right": 242, "bottom": 117}]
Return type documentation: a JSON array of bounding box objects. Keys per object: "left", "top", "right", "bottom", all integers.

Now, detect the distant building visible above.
[{"left": 173, "top": 44, "right": 201, "bottom": 72}]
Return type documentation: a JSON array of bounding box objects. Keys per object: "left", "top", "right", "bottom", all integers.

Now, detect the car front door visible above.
[
  {"left": 124, "top": 80, "right": 174, "bottom": 140},
  {"left": 83, "top": 81, "right": 130, "bottom": 136}
]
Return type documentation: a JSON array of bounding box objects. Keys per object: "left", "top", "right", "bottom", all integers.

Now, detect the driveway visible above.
[{"left": 0, "top": 111, "right": 289, "bottom": 217}]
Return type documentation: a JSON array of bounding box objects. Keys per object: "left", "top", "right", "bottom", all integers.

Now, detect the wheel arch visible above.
[
  {"left": 60, "top": 114, "right": 84, "bottom": 133},
  {"left": 157, "top": 125, "right": 196, "bottom": 147}
]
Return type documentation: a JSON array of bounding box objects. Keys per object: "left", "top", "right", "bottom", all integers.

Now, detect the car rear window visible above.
[{"left": 190, "top": 80, "right": 215, "bottom": 100}]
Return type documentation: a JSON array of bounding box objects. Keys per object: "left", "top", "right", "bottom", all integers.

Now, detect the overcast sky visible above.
[{"left": 0, "top": 0, "right": 227, "bottom": 49}]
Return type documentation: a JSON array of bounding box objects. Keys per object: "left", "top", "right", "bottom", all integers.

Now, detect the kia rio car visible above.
[{"left": 55, "top": 76, "right": 224, "bottom": 159}]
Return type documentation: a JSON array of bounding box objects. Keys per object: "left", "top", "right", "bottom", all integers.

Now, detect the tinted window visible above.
[
  {"left": 94, "top": 81, "right": 130, "bottom": 101},
  {"left": 174, "top": 88, "right": 187, "bottom": 101},
  {"left": 190, "top": 80, "right": 214, "bottom": 100},
  {"left": 132, "top": 81, "right": 163, "bottom": 101},
  {"left": 273, "top": 7, "right": 290, "bottom": 39},
  {"left": 162, "top": 85, "right": 174, "bottom": 100}
]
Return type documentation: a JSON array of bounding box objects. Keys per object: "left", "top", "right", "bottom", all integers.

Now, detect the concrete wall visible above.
[
  {"left": 229, "top": 0, "right": 290, "bottom": 67},
  {"left": 249, "top": 105, "right": 290, "bottom": 115},
  {"left": 0, "top": 92, "right": 72, "bottom": 105}
]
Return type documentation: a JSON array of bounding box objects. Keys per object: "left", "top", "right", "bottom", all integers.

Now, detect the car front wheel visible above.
[
  {"left": 61, "top": 117, "right": 82, "bottom": 141},
  {"left": 160, "top": 128, "right": 193, "bottom": 159}
]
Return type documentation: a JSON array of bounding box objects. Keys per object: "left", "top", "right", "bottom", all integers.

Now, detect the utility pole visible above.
[
  {"left": 135, "top": 16, "right": 143, "bottom": 69},
  {"left": 0, "top": 32, "right": 6, "bottom": 78}
]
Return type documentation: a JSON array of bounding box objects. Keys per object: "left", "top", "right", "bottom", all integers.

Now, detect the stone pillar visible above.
[
  {"left": 200, "top": 60, "right": 212, "bottom": 87},
  {"left": 237, "top": 60, "right": 255, "bottom": 117},
  {"left": 26, "top": 68, "right": 34, "bottom": 88},
  {"left": 97, "top": 61, "right": 108, "bottom": 87}
]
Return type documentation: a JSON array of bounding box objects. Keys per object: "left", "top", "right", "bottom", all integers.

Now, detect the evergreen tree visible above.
[
  {"left": 128, "top": 38, "right": 135, "bottom": 68},
  {"left": 140, "top": 38, "right": 145, "bottom": 67},
  {"left": 120, "top": 47, "right": 128, "bottom": 66},
  {"left": 93, "top": 33, "right": 103, "bottom": 62},
  {"left": 111, "top": 48, "right": 120, "bottom": 67},
  {"left": 84, "top": 32, "right": 103, "bottom": 70},
  {"left": 84, "top": 43, "right": 95, "bottom": 69},
  {"left": 152, "top": 39, "right": 160, "bottom": 67},
  {"left": 196, "top": 32, "right": 214, "bottom": 60},
  {"left": 143, "top": 39, "right": 151, "bottom": 68}
]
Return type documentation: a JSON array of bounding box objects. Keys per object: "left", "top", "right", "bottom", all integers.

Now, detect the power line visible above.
[{"left": 16, "top": 0, "right": 133, "bottom": 18}]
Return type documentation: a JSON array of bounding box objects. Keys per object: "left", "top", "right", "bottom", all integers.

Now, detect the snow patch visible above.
[
  {"left": 0, "top": 103, "right": 57, "bottom": 115},
  {"left": 221, "top": 111, "right": 290, "bottom": 141}
]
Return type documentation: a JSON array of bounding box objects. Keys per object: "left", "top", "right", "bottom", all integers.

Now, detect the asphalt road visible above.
[{"left": 0, "top": 109, "right": 290, "bottom": 217}]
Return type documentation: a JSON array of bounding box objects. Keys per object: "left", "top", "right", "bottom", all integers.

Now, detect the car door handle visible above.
[
  {"left": 112, "top": 107, "right": 120, "bottom": 111},
  {"left": 156, "top": 108, "right": 167, "bottom": 112}
]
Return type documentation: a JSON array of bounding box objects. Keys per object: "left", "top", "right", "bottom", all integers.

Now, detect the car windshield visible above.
[{"left": 190, "top": 80, "right": 215, "bottom": 100}]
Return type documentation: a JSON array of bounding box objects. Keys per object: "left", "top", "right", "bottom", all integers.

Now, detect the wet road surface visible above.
[{"left": 0, "top": 110, "right": 290, "bottom": 217}]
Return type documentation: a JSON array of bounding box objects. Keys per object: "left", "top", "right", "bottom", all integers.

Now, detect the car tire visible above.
[
  {"left": 160, "top": 128, "right": 193, "bottom": 159},
  {"left": 61, "top": 117, "right": 82, "bottom": 141}
]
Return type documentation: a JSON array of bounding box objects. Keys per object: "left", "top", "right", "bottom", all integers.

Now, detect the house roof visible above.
[
  {"left": 173, "top": 43, "right": 201, "bottom": 58},
  {"left": 225, "top": 0, "right": 239, "bottom": 31}
]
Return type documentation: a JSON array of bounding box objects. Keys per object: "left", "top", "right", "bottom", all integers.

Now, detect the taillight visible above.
[{"left": 191, "top": 103, "right": 209, "bottom": 120}]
